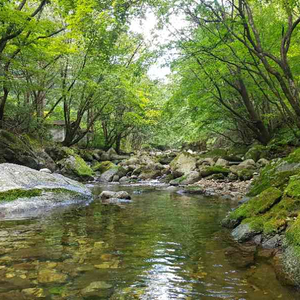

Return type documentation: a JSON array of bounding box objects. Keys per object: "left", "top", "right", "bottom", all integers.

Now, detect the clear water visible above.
[{"left": 0, "top": 184, "right": 299, "bottom": 299}]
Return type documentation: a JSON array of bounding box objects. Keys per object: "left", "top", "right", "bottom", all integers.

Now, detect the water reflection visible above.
[{"left": 0, "top": 185, "right": 298, "bottom": 299}]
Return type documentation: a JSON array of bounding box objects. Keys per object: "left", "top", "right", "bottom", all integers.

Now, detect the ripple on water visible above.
[{"left": 0, "top": 186, "right": 298, "bottom": 299}]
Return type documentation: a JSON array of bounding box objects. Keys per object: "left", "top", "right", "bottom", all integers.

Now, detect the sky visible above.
[{"left": 130, "top": 11, "right": 187, "bottom": 80}]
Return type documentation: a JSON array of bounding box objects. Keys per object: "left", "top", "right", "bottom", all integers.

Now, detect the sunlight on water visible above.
[{"left": 0, "top": 184, "right": 298, "bottom": 299}]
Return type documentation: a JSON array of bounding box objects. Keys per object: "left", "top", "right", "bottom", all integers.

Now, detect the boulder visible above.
[
  {"left": 257, "top": 158, "right": 269, "bottom": 168},
  {"left": 45, "top": 146, "right": 74, "bottom": 161},
  {"left": 58, "top": 154, "right": 94, "bottom": 181},
  {"left": 215, "top": 158, "right": 229, "bottom": 167},
  {"left": 0, "top": 130, "right": 56, "bottom": 170},
  {"left": 80, "top": 150, "right": 94, "bottom": 162},
  {"left": 170, "top": 153, "right": 197, "bottom": 177},
  {"left": 138, "top": 170, "right": 161, "bottom": 180},
  {"left": 99, "top": 166, "right": 127, "bottom": 182},
  {"left": 244, "top": 145, "right": 268, "bottom": 162},
  {"left": 100, "top": 152, "right": 110, "bottom": 161},
  {"left": 199, "top": 166, "right": 230, "bottom": 177},
  {"left": 112, "top": 175, "right": 120, "bottom": 182},
  {"left": 239, "top": 159, "right": 256, "bottom": 169},
  {"left": 119, "top": 176, "right": 130, "bottom": 184},
  {"left": 107, "top": 148, "right": 118, "bottom": 159},
  {"left": 231, "top": 223, "right": 260, "bottom": 242},
  {"left": 262, "top": 234, "right": 282, "bottom": 249},
  {"left": 100, "top": 191, "right": 131, "bottom": 200},
  {"left": 92, "top": 161, "right": 116, "bottom": 173},
  {"left": 180, "top": 171, "right": 201, "bottom": 185},
  {"left": 158, "top": 153, "right": 175, "bottom": 165},
  {"left": 0, "top": 163, "right": 92, "bottom": 219},
  {"left": 197, "top": 157, "right": 215, "bottom": 167}
]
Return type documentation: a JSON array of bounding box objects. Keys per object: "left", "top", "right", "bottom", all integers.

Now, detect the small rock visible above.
[
  {"left": 231, "top": 223, "right": 260, "bottom": 242},
  {"left": 82, "top": 281, "right": 112, "bottom": 294},
  {"left": 100, "top": 191, "right": 131, "bottom": 200},
  {"left": 22, "top": 288, "right": 45, "bottom": 298},
  {"left": 262, "top": 234, "right": 281, "bottom": 249},
  {"left": 38, "top": 269, "right": 67, "bottom": 283}
]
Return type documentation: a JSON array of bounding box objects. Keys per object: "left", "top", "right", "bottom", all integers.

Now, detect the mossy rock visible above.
[
  {"left": 285, "top": 175, "right": 300, "bottom": 198},
  {"left": 286, "top": 216, "right": 300, "bottom": 249},
  {"left": 227, "top": 187, "right": 282, "bottom": 226},
  {"left": 80, "top": 150, "right": 94, "bottom": 162},
  {"left": 92, "top": 161, "right": 116, "bottom": 173},
  {"left": 170, "top": 152, "right": 197, "bottom": 176},
  {"left": 285, "top": 148, "right": 300, "bottom": 164},
  {"left": 58, "top": 155, "right": 94, "bottom": 181},
  {"left": 200, "top": 166, "right": 230, "bottom": 177},
  {"left": 248, "top": 148, "right": 300, "bottom": 197},
  {"left": 170, "top": 175, "right": 188, "bottom": 186},
  {"left": 244, "top": 145, "right": 268, "bottom": 162},
  {"left": 238, "top": 169, "right": 255, "bottom": 181},
  {"left": 198, "top": 148, "right": 228, "bottom": 160},
  {"left": 0, "top": 130, "right": 38, "bottom": 168}
]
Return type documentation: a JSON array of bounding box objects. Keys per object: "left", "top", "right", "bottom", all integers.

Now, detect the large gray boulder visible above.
[
  {"left": 170, "top": 153, "right": 197, "bottom": 177},
  {"left": 0, "top": 163, "right": 92, "bottom": 219},
  {"left": 99, "top": 166, "right": 127, "bottom": 182}
]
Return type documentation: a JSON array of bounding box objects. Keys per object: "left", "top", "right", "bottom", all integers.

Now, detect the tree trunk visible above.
[{"left": 0, "top": 87, "right": 9, "bottom": 128}]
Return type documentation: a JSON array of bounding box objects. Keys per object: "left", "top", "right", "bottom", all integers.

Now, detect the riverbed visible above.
[{"left": 0, "top": 184, "right": 298, "bottom": 299}]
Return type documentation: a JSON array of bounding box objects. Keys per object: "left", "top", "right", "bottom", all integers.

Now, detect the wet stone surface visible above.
[{"left": 0, "top": 184, "right": 299, "bottom": 299}]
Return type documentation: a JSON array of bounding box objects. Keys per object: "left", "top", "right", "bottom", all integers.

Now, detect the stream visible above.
[{"left": 0, "top": 183, "right": 299, "bottom": 299}]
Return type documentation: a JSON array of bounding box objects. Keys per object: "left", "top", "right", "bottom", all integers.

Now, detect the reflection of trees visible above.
[{"left": 0, "top": 188, "right": 234, "bottom": 299}]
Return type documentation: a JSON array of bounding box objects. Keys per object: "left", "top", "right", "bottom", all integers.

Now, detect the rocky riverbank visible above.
[
  {"left": 3, "top": 128, "right": 300, "bottom": 287},
  {"left": 222, "top": 147, "right": 300, "bottom": 286}
]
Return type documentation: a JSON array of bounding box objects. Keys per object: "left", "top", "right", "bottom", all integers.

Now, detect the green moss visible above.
[
  {"left": 229, "top": 187, "right": 282, "bottom": 222},
  {"left": 245, "top": 145, "right": 268, "bottom": 162},
  {"left": 170, "top": 175, "right": 188, "bottom": 185},
  {"left": 92, "top": 161, "right": 116, "bottom": 173},
  {"left": 238, "top": 169, "right": 254, "bottom": 181},
  {"left": 0, "top": 130, "right": 19, "bottom": 144},
  {"left": 0, "top": 187, "right": 83, "bottom": 203},
  {"left": 247, "top": 160, "right": 296, "bottom": 197},
  {"left": 73, "top": 155, "right": 94, "bottom": 178},
  {"left": 198, "top": 148, "right": 228, "bottom": 159},
  {"left": 243, "top": 215, "right": 267, "bottom": 232},
  {"left": 285, "top": 148, "right": 300, "bottom": 163},
  {"left": 285, "top": 175, "right": 300, "bottom": 198},
  {"left": 61, "top": 146, "right": 75, "bottom": 156},
  {"left": 201, "top": 166, "right": 230, "bottom": 177},
  {"left": 286, "top": 216, "right": 300, "bottom": 246},
  {"left": 242, "top": 194, "right": 299, "bottom": 234},
  {"left": 0, "top": 189, "right": 43, "bottom": 202},
  {"left": 49, "top": 286, "right": 66, "bottom": 295}
]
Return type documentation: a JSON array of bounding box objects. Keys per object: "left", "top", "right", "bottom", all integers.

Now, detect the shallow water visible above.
[{"left": 0, "top": 184, "right": 299, "bottom": 299}]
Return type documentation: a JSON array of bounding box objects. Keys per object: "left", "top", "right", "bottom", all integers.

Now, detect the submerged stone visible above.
[
  {"left": 81, "top": 281, "right": 112, "bottom": 294},
  {"left": 38, "top": 269, "right": 67, "bottom": 283}
]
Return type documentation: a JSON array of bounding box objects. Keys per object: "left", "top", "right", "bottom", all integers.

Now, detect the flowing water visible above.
[{"left": 0, "top": 183, "right": 299, "bottom": 299}]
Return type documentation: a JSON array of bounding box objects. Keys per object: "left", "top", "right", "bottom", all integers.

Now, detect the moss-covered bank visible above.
[{"left": 223, "top": 147, "right": 300, "bottom": 286}]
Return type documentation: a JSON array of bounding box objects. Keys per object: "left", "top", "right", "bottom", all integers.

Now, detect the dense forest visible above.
[
  {"left": 3, "top": 1, "right": 300, "bottom": 298},
  {"left": 1, "top": 0, "right": 300, "bottom": 152}
]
